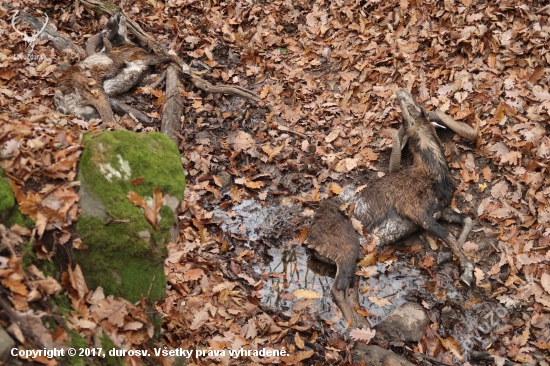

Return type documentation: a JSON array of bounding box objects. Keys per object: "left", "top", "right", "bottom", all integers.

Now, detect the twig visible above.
[
  {"left": 406, "top": 349, "right": 454, "bottom": 366},
  {"left": 470, "top": 351, "right": 518, "bottom": 366},
  {"left": 103, "top": 218, "right": 130, "bottom": 225},
  {"left": 109, "top": 98, "right": 152, "bottom": 124},
  {"left": 146, "top": 273, "right": 156, "bottom": 299},
  {"left": 0, "top": 294, "right": 44, "bottom": 349},
  {"left": 280, "top": 128, "right": 308, "bottom": 138},
  {"left": 276, "top": 126, "right": 323, "bottom": 138},
  {"left": 421, "top": 357, "right": 454, "bottom": 366},
  {"left": 148, "top": 71, "right": 167, "bottom": 89}
]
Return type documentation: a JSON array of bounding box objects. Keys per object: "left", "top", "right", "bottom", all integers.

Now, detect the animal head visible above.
[
  {"left": 87, "top": 13, "right": 133, "bottom": 56},
  {"left": 395, "top": 88, "right": 448, "bottom": 176},
  {"left": 105, "top": 13, "right": 132, "bottom": 47},
  {"left": 11, "top": 11, "right": 49, "bottom": 54},
  {"left": 395, "top": 89, "right": 435, "bottom": 135}
]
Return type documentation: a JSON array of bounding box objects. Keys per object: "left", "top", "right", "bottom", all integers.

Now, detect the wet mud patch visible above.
[{"left": 211, "top": 197, "right": 514, "bottom": 362}]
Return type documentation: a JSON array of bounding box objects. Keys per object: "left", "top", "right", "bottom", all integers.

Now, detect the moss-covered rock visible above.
[
  {"left": 76, "top": 131, "right": 185, "bottom": 303},
  {"left": 0, "top": 168, "right": 15, "bottom": 221},
  {"left": 0, "top": 169, "right": 34, "bottom": 228}
]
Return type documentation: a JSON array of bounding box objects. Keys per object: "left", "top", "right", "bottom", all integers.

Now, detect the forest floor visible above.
[{"left": 1, "top": 0, "right": 550, "bottom": 365}]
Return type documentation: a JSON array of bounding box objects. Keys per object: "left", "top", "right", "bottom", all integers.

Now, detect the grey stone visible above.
[
  {"left": 0, "top": 325, "right": 16, "bottom": 362},
  {"left": 76, "top": 130, "right": 185, "bottom": 303},
  {"left": 352, "top": 344, "right": 415, "bottom": 366},
  {"left": 78, "top": 181, "right": 107, "bottom": 219},
  {"left": 375, "top": 302, "right": 429, "bottom": 345}
]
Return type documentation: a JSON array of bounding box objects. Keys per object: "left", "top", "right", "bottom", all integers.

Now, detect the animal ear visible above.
[{"left": 106, "top": 14, "right": 119, "bottom": 37}]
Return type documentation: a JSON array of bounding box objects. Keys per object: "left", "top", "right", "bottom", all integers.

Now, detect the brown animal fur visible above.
[{"left": 306, "top": 89, "right": 474, "bottom": 329}]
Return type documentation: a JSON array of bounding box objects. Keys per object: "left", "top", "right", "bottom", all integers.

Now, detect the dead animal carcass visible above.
[
  {"left": 306, "top": 89, "right": 477, "bottom": 328},
  {"left": 54, "top": 14, "right": 171, "bottom": 123}
]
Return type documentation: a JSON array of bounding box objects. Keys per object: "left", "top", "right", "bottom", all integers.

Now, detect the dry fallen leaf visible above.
[
  {"left": 294, "top": 332, "right": 305, "bottom": 349},
  {"left": 230, "top": 185, "right": 242, "bottom": 204},
  {"left": 70, "top": 264, "right": 89, "bottom": 299},
  {"left": 293, "top": 289, "right": 322, "bottom": 299},
  {"left": 474, "top": 268, "right": 485, "bottom": 286},
  {"left": 294, "top": 350, "right": 315, "bottom": 363},
  {"left": 127, "top": 188, "right": 164, "bottom": 230},
  {"left": 349, "top": 327, "right": 376, "bottom": 343},
  {"left": 91, "top": 297, "right": 128, "bottom": 327},
  {"left": 227, "top": 130, "right": 254, "bottom": 151},
  {"left": 184, "top": 268, "right": 204, "bottom": 281},
  {"left": 190, "top": 311, "right": 209, "bottom": 330},
  {"left": 368, "top": 296, "right": 392, "bottom": 307},
  {"left": 329, "top": 182, "right": 343, "bottom": 195},
  {"left": 540, "top": 273, "right": 550, "bottom": 294},
  {"left": 356, "top": 253, "right": 375, "bottom": 267},
  {"left": 34, "top": 277, "right": 62, "bottom": 295}
]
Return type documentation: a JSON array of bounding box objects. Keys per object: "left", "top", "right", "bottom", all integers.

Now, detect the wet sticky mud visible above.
[{"left": 212, "top": 196, "right": 513, "bottom": 362}]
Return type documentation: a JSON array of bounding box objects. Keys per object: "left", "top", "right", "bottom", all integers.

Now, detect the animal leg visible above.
[
  {"left": 331, "top": 283, "right": 356, "bottom": 327},
  {"left": 345, "top": 276, "right": 369, "bottom": 328},
  {"left": 333, "top": 260, "right": 366, "bottom": 329},
  {"left": 86, "top": 88, "right": 116, "bottom": 125},
  {"left": 142, "top": 55, "right": 173, "bottom": 66},
  {"left": 440, "top": 208, "right": 473, "bottom": 245},
  {"left": 418, "top": 215, "right": 474, "bottom": 286}
]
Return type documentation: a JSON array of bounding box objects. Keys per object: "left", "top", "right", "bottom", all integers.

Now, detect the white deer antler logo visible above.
[{"left": 11, "top": 11, "right": 49, "bottom": 54}]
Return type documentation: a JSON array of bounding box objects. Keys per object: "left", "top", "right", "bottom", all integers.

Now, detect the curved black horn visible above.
[
  {"left": 389, "top": 128, "right": 402, "bottom": 173},
  {"left": 102, "top": 35, "right": 112, "bottom": 54},
  {"left": 86, "top": 33, "right": 103, "bottom": 56},
  {"left": 427, "top": 110, "right": 477, "bottom": 141}
]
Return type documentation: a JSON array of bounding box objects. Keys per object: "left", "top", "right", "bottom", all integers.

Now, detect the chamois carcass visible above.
[
  {"left": 54, "top": 14, "right": 171, "bottom": 124},
  {"left": 306, "top": 89, "right": 477, "bottom": 328}
]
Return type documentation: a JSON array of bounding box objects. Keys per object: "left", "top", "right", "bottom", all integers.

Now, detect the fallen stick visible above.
[
  {"left": 469, "top": 351, "right": 520, "bottom": 366},
  {"left": 109, "top": 98, "right": 152, "bottom": 125},
  {"left": 161, "top": 65, "right": 184, "bottom": 146},
  {"left": 79, "top": 0, "right": 260, "bottom": 101},
  {"left": 148, "top": 71, "right": 167, "bottom": 90}
]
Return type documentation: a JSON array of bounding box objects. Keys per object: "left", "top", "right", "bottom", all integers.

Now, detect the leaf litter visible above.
[{"left": 1, "top": 0, "right": 550, "bottom": 365}]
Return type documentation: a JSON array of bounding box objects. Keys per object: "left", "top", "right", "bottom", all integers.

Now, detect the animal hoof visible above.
[{"left": 460, "top": 263, "right": 474, "bottom": 286}]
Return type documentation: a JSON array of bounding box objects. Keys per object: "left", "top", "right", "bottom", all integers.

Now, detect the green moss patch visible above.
[
  {"left": 0, "top": 168, "right": 15, "bottom": 215},
  {"left": 76, "top": 131, "right": 185, "bottom": 303},
  {"left": 0, "top": 169, "right": 34, "bottom": 228}
]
